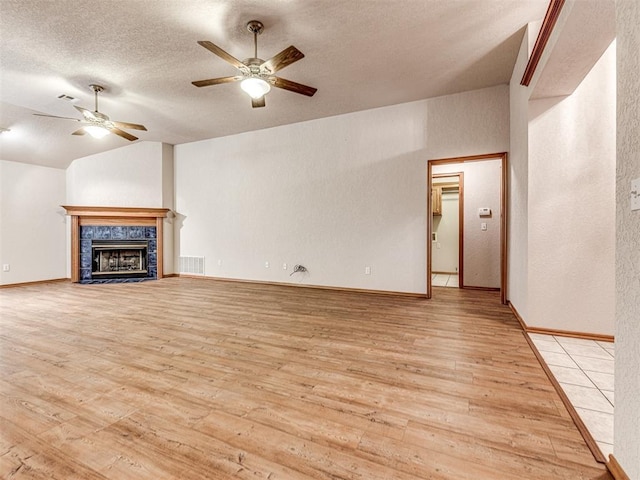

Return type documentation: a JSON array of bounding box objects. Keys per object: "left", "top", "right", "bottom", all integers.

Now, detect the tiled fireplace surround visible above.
[
  {"left": 63, "top": 206, "right": 170, "bottom": 284},
  {"left": 79, "top": 225, "right": 157, "bottom": 283}
]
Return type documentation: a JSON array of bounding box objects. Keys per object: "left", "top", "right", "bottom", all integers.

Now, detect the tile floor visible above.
[
  {"left": 528, "top": 333, "right": 615, "bottom": 459},
  {"left": 431, "top": 273, "right": 459, "bottom": 287}
]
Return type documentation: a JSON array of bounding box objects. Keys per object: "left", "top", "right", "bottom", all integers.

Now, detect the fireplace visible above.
[
  {"left": 62, "top": 206, "right": 170, "bottom": 284},
  {"left": 92, "top": 240, "right": 148, "bottom": 278}
]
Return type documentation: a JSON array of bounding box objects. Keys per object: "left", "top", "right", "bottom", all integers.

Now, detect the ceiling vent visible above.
[{"left": 57, "top": 94, "right": 78, "bottom": 102}]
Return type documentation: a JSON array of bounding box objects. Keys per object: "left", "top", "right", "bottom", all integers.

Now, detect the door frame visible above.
[
  {"left": 431, "top": 172, "right": 464, "bottom": 288},
  {"left": 427, "top": 152, "right": 508, "bottom": 304}
]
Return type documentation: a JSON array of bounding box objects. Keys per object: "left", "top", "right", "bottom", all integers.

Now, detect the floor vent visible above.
[{"left": 179, "top": 256, "right": 205, "bottom": 275}]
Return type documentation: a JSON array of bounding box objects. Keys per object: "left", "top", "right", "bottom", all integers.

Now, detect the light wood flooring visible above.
[{"left": 0, "top": 278, "right": 612, "bottom": 479}]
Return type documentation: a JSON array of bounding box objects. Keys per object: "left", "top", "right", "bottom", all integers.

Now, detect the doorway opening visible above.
[
  {"left": 427, "top": 152, "right": 508, "bottom": 304},
  {"left": 431, "top": 173, "right": 463, "bottom": 289}
]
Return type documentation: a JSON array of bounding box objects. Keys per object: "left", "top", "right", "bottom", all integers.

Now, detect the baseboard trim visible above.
[
  {"left": 173, "top": 274, "right": 427, "bottom": 298},
  {"left": 527, "top": 326, "right": 614, "bottom": 343},
  {"left": 524, "top": 334, "right": 606, "bottom": 464},
  {"left": 508, "top": 302, "right": 614, "bottom": 342},
  {"left": 607, "top": 454, "right": 631, "bottom": 480},
  {"left": 462, "top": 285, "right": 500, "bottom": 292},
  {"left": 0, "top": 278, "right": 70, "bottom": 289},
  {"left": 508, "top": 302, "right": 528, "bottom": 331}
]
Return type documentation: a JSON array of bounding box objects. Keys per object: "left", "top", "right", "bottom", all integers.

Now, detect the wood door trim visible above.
[
  {"left": 520, "top": 0, "right": 566, "bottom": 86},
  {"left": 427, "top": 152, "right": 508, "bottom": 303}
]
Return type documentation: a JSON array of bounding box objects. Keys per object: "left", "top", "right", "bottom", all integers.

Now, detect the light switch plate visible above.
[{"left": 632, "top": 178, "right": 640, "bottom": 211}]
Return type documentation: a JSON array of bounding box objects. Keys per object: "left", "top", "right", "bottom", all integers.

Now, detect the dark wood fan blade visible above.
[
  {"left": 272, "top": 77, "right": 317, "bottom": 97},
  {"left": 261, "top": 46, "right": 304, "bottom": 74},
  {"left": 251, "top": 96, "right": 266, "bottom": 108},
  {"left": 192, "top": 76, "right": 243, "bottom": 87},
  {"left": 197, "top": 41, "right": 247, "bottom": 71},
  {"left": 33, "top": 113, "right": 80, "bottom": 122},
  {"left": 112, "top": 121, "right": 147, "bottom": 131},
  {"left": 108, "top": 127, "right": 137, "bottom": 141},
  {"left": 71, "top": 128, "right": 86, "bottom": 135}
]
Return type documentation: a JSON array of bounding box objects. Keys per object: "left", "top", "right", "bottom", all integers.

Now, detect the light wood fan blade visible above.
[
  {"left": 197, "top": 41, "right": 247, "bottom": 71},
  {"left": 112, "top": 121, "right": 147, "bottom": 131},
  {"left": 33, "top": 113, "right": 80, "bottom": 122},
  {"left": 272, "top": 77, "right": 317, "bottom": 97},
  {"left": 251, "top": 96, "right": 266, "bottom": 108},
  {"left": 192, "top": 75, "right": 243, "bottom": 87},
  {"left": 108, "top": 127, "right": 137, "bottom": 141},
  {"left": 261, "top": 46, "right": 304, "bottom": 74},
  {"left": 71, "top": 128, "right": 86, "bottom": 135}
]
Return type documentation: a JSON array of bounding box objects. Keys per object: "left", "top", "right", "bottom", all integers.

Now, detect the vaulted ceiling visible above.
[{"left": 0, "top": 0, "right": 549, "bottom": 169}]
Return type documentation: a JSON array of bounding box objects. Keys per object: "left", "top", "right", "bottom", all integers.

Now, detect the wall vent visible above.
[{"left": 179, "top": 256, "right": 205, "bottom": 275}]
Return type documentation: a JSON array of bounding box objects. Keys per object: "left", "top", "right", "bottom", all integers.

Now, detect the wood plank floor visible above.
[{"left": 0, "top": 278, "right": 612, "bottom": 479}]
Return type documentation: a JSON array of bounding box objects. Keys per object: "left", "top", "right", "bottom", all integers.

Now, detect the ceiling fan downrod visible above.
[
  {"left": 246, "top": 20, "right": 264, "bottom": 59},
  {"left": 89, "top": 84, "right": 104, "bottom": 112}
]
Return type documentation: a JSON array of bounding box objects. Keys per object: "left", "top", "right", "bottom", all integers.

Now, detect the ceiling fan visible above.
[
  {"left": 33, "top": 84, "right": 147, "bottom": 141},
  {"left": 192, "top": 20, "right": 317, "bottom": 108}
]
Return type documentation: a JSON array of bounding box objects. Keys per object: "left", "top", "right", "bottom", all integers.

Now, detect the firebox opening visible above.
[{"left": 91, "top": 240, "right": 148, "bottom": 278}]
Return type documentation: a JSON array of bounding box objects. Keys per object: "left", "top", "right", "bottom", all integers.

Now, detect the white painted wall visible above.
[
  {"left": 527, "top": 42, "right": 616, "bottom": 335},
  {"left": 432, "top": 189, "right": 459, "bottom": 274},
  {"left": 162, "top": 143, "right": 175, "bottom": 274},
  {"left": 175, "top": 86, "right": 509, "bottom": 293},
  {"left": 66, "top": 141, "right": 175, "bottom": 275},
  {"left": 427, "top": 85, "right": 509, "bottom": 160},
  {"left": 508, "top": 26, "right": 532, "bottom": 319},
  {"left": 615, "top": 0, "right": 640, "bottom": 475},
  {"left": 0, "top": 160, "right": 67, "bottom": 285},
  {"left": 433, "top": 160, "right": 502, "bottom": 289},
  {"left": 66, "top": 141, "right": 166, "bottom": 207}
]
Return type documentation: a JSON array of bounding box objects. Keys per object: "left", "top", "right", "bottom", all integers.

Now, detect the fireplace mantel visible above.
[{"left": 63, "top": 206, "right": 170, "bottom": 283}]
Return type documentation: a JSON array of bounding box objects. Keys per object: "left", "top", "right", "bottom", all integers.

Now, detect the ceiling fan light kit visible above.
[
  {"left": 192, "top": 19, "right": 317, "bottom": 108},
  {"left": 83, "top": 125, "right": 111, "bottom": 139},
  {"left": 33, "top": 83, "right": 147, "bottom": 142},
  {"left": 240, "top": 77, "right": 271, "bottom": 99}
]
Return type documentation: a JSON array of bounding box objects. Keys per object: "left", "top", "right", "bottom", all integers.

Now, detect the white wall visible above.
[
  {"left": 427, "top": 85, "right": 509, "bottom": 160},
  {"left": 432, "top": 185, "right": 459, "bottom": 273},
  {"left": 66, "top": 141, "right": 175, "bottom": 275},
  {"left": 0, "top": 160, "right": 67, "bottom": 285},
  {"left": 615, "top": 0, "right": 640, "bottom": 475},
  {"left": 508, "top": 26, "right": 532, "bottom": 319},
  {"left": 527, "top": 43, "right": 616, "bottom": 335},
  {"left": 509, "top": 21, "right": 616, "bottom": 336},
  {"left": 66, "top": 141, "right": 166, "bottom": 207},
  {"left": 175, "top": 86, "right": 509, "bottom": 294},
  {"left": 433, "top": 160, "right": 502, "bottom": 288}
]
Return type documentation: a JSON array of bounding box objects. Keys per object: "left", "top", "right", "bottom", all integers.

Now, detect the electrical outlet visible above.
[
  {"left": 265, "top": 261, "right": 270, "bottom": 268},
  {"left": 632, "top": 178, "right": 640, "bottom": 211},
  {"left": 365, "top": 266, "right": 371, "bottom": 275},
  {"left": 283, "top": 263, "right": 287, "bottom": 270},
  {"left": 2, "top": 264, "right": 9, "bottom": 272},
  {"left": 481, "top": 223, "right": 487, "bottom": 231}
]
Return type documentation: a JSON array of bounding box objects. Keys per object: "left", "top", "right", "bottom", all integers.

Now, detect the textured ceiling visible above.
[{"left": 0, "top": 0, "right": 548, "bottom": 169}]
